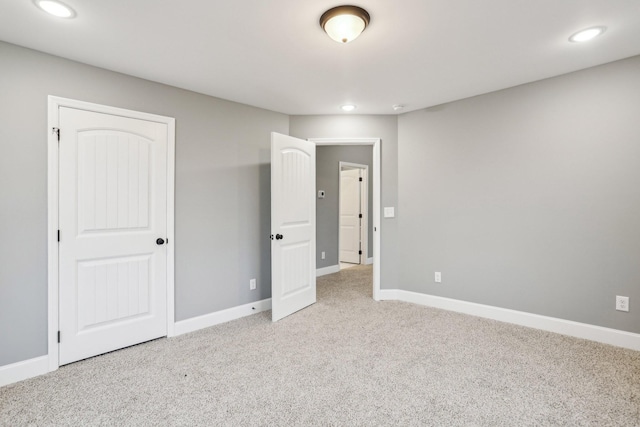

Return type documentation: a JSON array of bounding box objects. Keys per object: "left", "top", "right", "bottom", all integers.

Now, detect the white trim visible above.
[
  {"left": 311, "top": 138, "right": 380, "bottom": 145},
  {"left": 165, "top": 118, "right": 176, "bottom": 337},
  {"left": 47, "top": 96, "right": 177, "bottom": 369},
  {"left": 316, "top": 264, "right": 340, "bottom": 277},
  {"left": 173, "top": 299, "right": 272, "bottom": 336},
  {"left": 340, "top": 162, "right": 369, "bottom": 167},
  {"left": 0, "top": 356, "right": 49, "bottom": 388},
  {"left": 360, "top": 167, "right": 368, "bottom": 264},
  {"left": 378, "top": 289, "right": 399, "bottom": 300},
  {"left": 380, "top": 289, "right": 640, "bottom": 351},
  {"left": 309, "top": 138, "right": 381, "bottom": 301},
  {"left": 47, "top": 97, "right": 60, "bottom": 372},
  {"left": 365, "top": 257, "right": 374, "bottom": 265}
]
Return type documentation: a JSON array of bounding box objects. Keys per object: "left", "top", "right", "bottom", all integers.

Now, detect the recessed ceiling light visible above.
[
  {"left": 341, "top": 104, "right": 356, "bottom": 112},
  {"left": 392, "top": 105, "right": 404, "bottom": 111},
  {"left": 34, "top": 0, "right": 76, "bottom": 18},
  {"left": 569, "top": 26, "right": 606, "bottom": 43}
]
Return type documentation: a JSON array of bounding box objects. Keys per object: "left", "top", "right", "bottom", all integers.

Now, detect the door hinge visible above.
[
  {"left": 57, "top": 331, "right": 61, "bottom": 343},
  {"left": 359, "top": 250, "right": 362, "bottom": 255},
  {"left": 359, "top": 177, "right": 363, "bottom": 182},
  {"left": 359, "top": 213, "right": 363, "bottom": 218},
  {"left": 57, "top": 230, "right": 60, "bottom": 242},
  {"left": 52, "top": 127, "right": 60, "bottom": 142}
]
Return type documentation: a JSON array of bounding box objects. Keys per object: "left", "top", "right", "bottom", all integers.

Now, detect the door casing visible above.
[
  {"left": 47, "top": 96, "right": 176, "bottom": 371},
  {"left": 309, "top": 138, "right": 381, "bottom": 301}
]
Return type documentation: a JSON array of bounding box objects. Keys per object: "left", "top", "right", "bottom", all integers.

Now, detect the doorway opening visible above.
[{"left": 309, "top": 138, "right": 381, "bottom": 301}]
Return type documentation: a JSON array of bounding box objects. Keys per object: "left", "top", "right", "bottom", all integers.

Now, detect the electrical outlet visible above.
[
  {"left": 616, "top": 296, "right": 629, "bottom": 312},
  {"left": 249, "top": 279, "right": 256, "bottom": 290},
  {"left": 321, "top": 251, "right": 326, "bottom": 260},
  {"left": 435, "top": 272, "right": 442, "bottom": 283}
]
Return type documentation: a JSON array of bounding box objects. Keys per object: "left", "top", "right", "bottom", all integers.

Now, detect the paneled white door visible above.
[
  {"left": 58, "top": 107, "right": 168, "bottom": 365},
  {"left": 271, "top": 132, "right": 316, "bottom": 322},
  {"left": 339, "top": 168, "right": 361, "bottom": 264}
]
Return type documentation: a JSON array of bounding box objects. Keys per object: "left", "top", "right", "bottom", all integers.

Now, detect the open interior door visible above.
[
  {"left": 271, "top": 132, "right": 316, "bottom": 322},
  {"left": 339, "top": 168, "right": 361, "bottom": 264}
]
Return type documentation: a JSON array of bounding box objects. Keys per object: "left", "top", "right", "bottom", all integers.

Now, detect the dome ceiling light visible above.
[{"left": 320, "top": 5, "right": 370, "bottom": 44}]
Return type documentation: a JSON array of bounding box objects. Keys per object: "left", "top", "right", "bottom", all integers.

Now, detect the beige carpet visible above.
[{"left": 1, "top": 265, "right": 639, "bottom": 426}]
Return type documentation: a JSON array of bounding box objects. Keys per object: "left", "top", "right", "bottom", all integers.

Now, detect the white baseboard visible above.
[
  {"left": 172, "top": 298, "right": 272, "bottom": 337},
  {"left": 316, "top": 264, "right": 340, "bottom": 277},
  {"left": 379, "top": 289, "right": 640, "bottom": 352},
  {"left": 365, "top": 257, "right": 374, "bottom": 265},
  {"left": 2, "top": 299, "right": 274, "bottom": 386},
  {"left": 0, "top": 355, "right": 50, "bottom": 388}
]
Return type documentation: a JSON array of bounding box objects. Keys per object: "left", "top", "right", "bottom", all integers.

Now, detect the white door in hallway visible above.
[
  {"left": 58, "top": 107, "right": 168, "bottom": 365},
  {"left": 339, "top": 168, "right": 361, "bottom": 264},
  {"left": 270, "top": 132, "right": 316, "bottom": 322}
]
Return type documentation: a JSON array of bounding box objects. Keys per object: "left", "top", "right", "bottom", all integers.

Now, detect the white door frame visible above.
[
  {"left": 309, "top": 138, "right": 381, "bottom": 301},
  {"left": 338, "top": 162, "right": 369, "bottom": 264},
  {"left": 47, "top": 96, "right": 176, "bottom": 371}
]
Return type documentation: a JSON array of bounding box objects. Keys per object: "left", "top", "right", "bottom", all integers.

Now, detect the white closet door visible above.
[
  {"left": 340, "top": 168, "right": 361, "bottom": 264},
  {"left": 58, "top": 107, "right": 168, "bottom": 365}
]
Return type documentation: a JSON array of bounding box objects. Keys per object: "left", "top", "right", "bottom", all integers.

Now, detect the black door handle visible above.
[
  {"left": 275, "top": 234, "right": 283, "bottom": 240},
  {"left": 156, "top": 238, "right": 165, "bottom": 245}
]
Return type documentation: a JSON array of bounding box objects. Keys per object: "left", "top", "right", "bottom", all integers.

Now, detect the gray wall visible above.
[
  {"left": 398, "top": 56, "right": 640, "bottom": 333},
  {"left": 289, "top": 116, "right": 399, "bottom": 290},
  {"left": 316, "top": 146, "right": 373, "bottom": 269},
  {"left": 0, "top": 41, "right": 288, "bottom": 366},
  {"left": 3, "top": 36, "right": 636, "bottom": 369}
]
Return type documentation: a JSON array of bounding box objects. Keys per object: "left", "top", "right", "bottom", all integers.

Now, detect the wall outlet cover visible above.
[
  {"left": 384, "top": 207, "right": 395, "bottom": 218},
  {"left": 250, "top": 279, "right": 257, "bottom": 290},
  {"left": 616, "top": 295, "right": 629, "bottom": 312}
]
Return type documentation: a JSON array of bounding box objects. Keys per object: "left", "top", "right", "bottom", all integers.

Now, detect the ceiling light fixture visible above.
[
  {"left": 569, "top": 26, "right": 606, "bottom": 43},
  {"left": 34, "top": 0, "right": 76, "bottom": 18},
  {"left": 341, "top": 104, "right": 356, "bottom": 112},
  {"left": 392, "top": 105, "right": 404, "bottom": 111},
  {"left": 320, "top": 5, "right": 370, "bottom": 44}
]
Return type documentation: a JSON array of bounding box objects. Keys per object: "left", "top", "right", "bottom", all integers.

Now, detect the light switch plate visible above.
[{"left": 384, "top": 207, "right": 395, "bottom": 218}]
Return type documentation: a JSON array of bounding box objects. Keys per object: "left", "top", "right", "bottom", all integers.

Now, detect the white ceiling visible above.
[{"left": 1, "top": 1, "right": 639, "bottom": 115}]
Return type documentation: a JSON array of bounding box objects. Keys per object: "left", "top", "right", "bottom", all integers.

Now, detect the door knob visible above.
[
  {"left": 156, "top": 238, "right": 165, "bottom": 245},
  {"left": 275, "top": 234, "right": 283, "bottom": 240}
]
